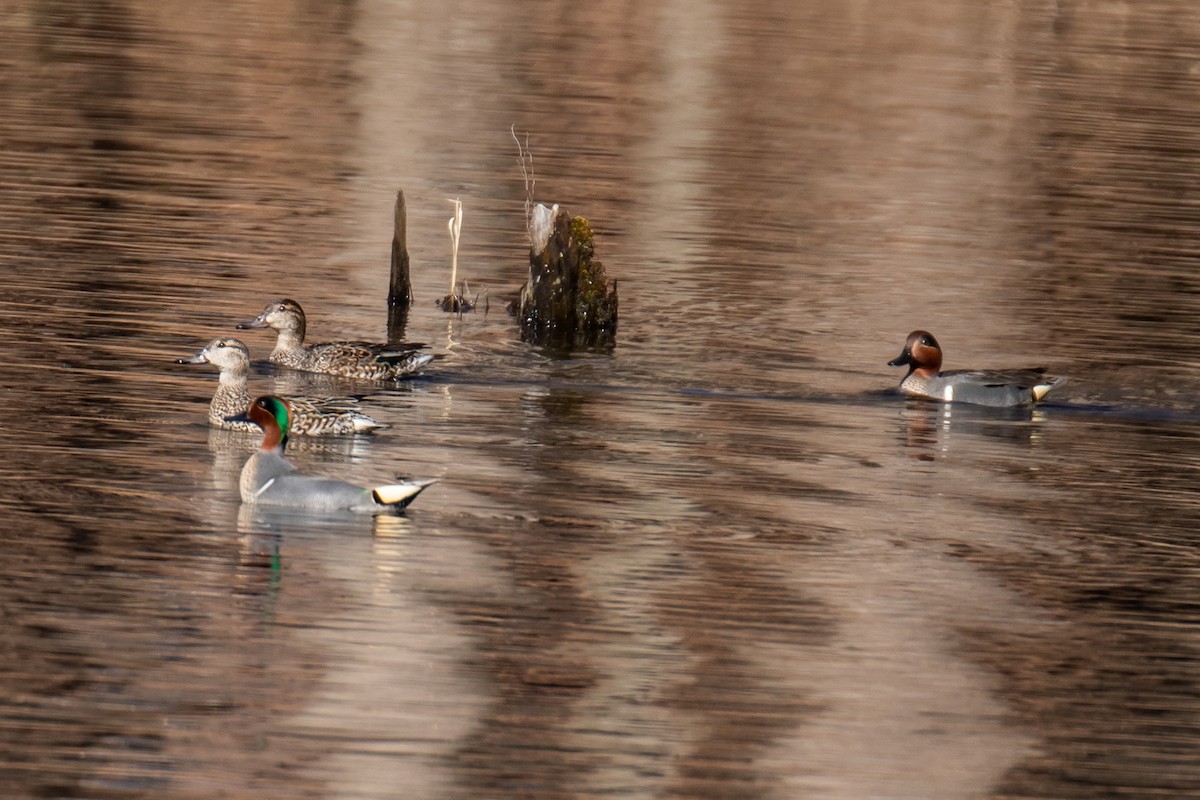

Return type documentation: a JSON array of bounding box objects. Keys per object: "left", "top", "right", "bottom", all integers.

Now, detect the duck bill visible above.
[
  {"left": 176, "top": 351, "right": 210, "bottom": 365},
  {"left": 887, "top": 348, "right": 913, "bottom": 367},
  {"left": 224, "top": 411, "right": 257, "bottom": 426},
  {"left": 236, "top": 315, "right": 268, "bottom": 330}
]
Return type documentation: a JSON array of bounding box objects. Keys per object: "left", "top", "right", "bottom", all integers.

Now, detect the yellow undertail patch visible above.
[{"left": 372, "top": 479, "right": 438, "bottom": 506}]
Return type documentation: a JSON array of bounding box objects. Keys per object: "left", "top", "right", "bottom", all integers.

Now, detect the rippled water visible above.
[{"left": 4, "top": 1, "right": 1200, "bottom": 798}]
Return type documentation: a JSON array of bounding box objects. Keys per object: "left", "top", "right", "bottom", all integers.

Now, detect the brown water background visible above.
[{"left": 3, "top": 1, "right": 1200, "bottom": 798}]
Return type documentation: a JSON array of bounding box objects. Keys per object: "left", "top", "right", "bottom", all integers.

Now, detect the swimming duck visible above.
[
  {"left": 178, "top": 338, "right": 386, "bottom": 435},
  {"left": 237, "top": 395, "right": 437, "bottom": 513},
  {"left": 237, "top": 298, "right": 433, "bottom": 380},
  {"left": 888, "top": 330, "right": 1065, "bottom": 407}
]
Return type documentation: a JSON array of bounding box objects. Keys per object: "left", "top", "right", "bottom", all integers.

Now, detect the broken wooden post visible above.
[
  {"left": 514, "top": 202, "right": 618, "bottom": 349},
  {"left": 386, "top": 189, "right": 411, "bottom": 341}
]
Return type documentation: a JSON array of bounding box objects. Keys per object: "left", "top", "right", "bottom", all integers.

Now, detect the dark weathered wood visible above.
[
  {"left": 386, "top": 190, "right": 411, "bottom": 341},
  {"left": 515, "top": 203, "right": 617, "bottom": 350}
]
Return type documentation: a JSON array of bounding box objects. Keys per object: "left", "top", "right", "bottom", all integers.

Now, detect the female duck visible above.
[
  {"left": 238, "top": 298, "right": 433, "bottom": 380},
  {"left": 178, "top": 338, "right": 386, "bottom": 435},
  {"left": 238, "top": 395, "right": 436, "bottom": 513},
  {"left": 888, "top": 330, "right": 1065, "bottom": 407}
]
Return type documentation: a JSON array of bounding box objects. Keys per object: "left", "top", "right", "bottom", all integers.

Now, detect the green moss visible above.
[
  {"left": 570, "top": 215, "right": 604, "bottom": 310},
  {"left": 569, "top": 215, "right": 595, "bottom": 262}
]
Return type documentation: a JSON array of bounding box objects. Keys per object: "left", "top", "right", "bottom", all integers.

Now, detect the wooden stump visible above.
[
  {"left": 386, "top": 190, "right": 411, "bottom": 341},
  {"left": 515, "top": 203, "right": 618, "bottom": 350}
]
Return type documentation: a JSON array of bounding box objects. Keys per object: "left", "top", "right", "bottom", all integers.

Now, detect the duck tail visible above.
[
  {"left": 351, "top": 414, "right": 389, "bottom": 433},
  {"left": 371, "top": 478, "right": 439, "bottom": 508},
  {"left": 402, "top": 353, "right": 435, "bottom": 371},
  {"left": 378, "top": 351, "right": 435, "bottom": 373},
  {"left": 1032, "top": 376, "right": 1067, "bottom": 403}
]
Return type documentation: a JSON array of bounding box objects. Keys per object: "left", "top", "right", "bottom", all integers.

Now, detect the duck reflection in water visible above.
[{"left": 897, "top": 398, "right": 1051, "bottom": 459}]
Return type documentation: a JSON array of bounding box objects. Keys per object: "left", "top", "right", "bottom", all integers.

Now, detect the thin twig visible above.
[{"left": 511, "top": 125, "right": 535, "bottom": 230}]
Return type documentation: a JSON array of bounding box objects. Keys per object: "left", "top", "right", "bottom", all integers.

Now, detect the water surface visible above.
[{"left": 3, "top": 1, "right": 1200, "bottom": 798}]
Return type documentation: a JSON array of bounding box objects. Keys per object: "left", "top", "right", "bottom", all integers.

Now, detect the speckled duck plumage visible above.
[
  {"left": 888, "top": 330, "right": 1066, "bottom": 407},
  {"left": 237, "top": 298, "right": 433, "bottom": 380},
  {"left": 238, "top": 395, "right": 436, "bottom": 513},
  {"left": 178, "top": 338, "right": 386, "bottom": 435}
]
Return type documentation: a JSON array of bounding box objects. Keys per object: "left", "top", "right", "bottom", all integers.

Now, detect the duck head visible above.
[
  {"left": 245, "top": 395, "right": 292, "bottom": 451},
  {"left": 238, "top": 298, "right": 306, "bottom": 338},
  {"left": 888, "top": 330, "right": 943, "bottom": 377},
  {"left": 177, "top": 337, "right": 251, "bottom": 373}
]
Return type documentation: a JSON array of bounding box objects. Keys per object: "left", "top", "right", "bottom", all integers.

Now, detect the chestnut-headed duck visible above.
[
  {"left": 888, "top": 330, "right": 1065, "bottom": 407},
  {"left": 236, "top": 395, "right": 436, "bottom": 513}
]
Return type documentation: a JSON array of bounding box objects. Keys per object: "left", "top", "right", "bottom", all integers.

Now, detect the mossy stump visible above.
[{"left": 515, "top": 203, "right": 618, "bottom": 350}]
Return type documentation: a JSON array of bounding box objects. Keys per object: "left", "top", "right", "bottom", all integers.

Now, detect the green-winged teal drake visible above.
[
  {"left": 237, "top": 395, "right": 436, "bottom": 513},
  {"left": 237, "top": 298, "right": 433, "bottom": 380},
  {"left": 888, "top": 330, "right": 1066, "bottom": 407}
]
